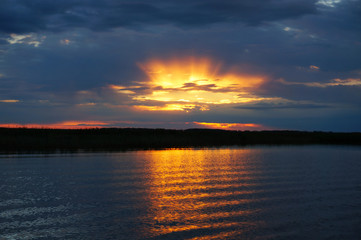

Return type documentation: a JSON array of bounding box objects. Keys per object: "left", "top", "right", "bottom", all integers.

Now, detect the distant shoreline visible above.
[{"left": 1, "top": 127, "right": 361, "bottom": 153}]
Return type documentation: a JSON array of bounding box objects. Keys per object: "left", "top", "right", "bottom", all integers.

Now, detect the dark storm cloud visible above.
[
  {"left": 0, "top": 0, "right": 318, "bottom": 34},
  {"left": 319, "top": 0, "right": 361, "bottom": 31},
  {"left": 0, "top": 39, "right": 9, "bottom": 45},
  {"left": 1, "top": 0, "right": 361, "bottom": 132},
  {"left": 234, "top": 102, "right": 332, "bottom": 110}
]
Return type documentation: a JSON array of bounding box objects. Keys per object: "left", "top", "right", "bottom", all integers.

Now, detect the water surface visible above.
[{"left": 1, "top": 146, "right": 361, "bottom": 239}]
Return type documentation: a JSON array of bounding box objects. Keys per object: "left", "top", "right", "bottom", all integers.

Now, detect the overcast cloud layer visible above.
[{"left": 1, "top": 0, "right": 361, "bottom": 131}]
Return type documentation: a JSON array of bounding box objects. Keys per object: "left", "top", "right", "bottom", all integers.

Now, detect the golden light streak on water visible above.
[
  {"left": 3, "top": 147, "right": 361, "bottom": 239},
  {"left": 142, "top": 148, "right": 259, "bottom": 238}
]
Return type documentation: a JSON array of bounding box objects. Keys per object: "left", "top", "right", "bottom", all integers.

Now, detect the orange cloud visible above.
[
  {"left": 193, "top": 122, "right": 266, "bottom": 131},
  {"left": 309, "top": 65, "right": 320, "bottom": 70},
  {"left": 134, "top": 104, "right": 209, "bottom": 112},
  {"left": 0, "top": 121, "right": 110, "bottom": 129},
  {"left": 0, "top": 99, "right": 20, "bottom": 103},
  {"left": 111, "top": 56, "right": 270, "bottom": 112}
]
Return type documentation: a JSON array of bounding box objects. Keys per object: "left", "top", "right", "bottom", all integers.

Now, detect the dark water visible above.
[{"left": 1, "top": 146, "right": 361, "bottom": 240}]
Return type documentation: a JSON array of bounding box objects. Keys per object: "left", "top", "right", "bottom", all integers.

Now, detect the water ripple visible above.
[{"left": 1, "top": 146, "right": 361, "bottom": 239}]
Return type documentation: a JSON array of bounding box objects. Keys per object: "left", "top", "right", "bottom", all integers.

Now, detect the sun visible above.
[{"left": 111, "top": 56, "right": 268, "bottom": 111}]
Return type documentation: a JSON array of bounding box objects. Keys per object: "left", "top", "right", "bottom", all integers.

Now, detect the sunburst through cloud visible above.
[
  {"left": 110, "top": 56, "right": 270, "bottom": 112},
  {"left": 2, "top": 1, "right": 361, "bottom": 239}
]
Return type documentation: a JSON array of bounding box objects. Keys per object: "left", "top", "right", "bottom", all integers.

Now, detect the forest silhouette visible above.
[{"left": 1, "top": 127, "right": 361, "bottom": 153}]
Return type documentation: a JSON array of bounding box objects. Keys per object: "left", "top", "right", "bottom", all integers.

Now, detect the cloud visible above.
[
  {"left": 0, "top": 38, "right": 8, "bottom": 45},
  {"left": 0, "top": 99, "right": 20, "bottom": 103},
  {"left": 134, "top": 104, "right": 209, "bottom": 112},
  {"left": 108, "top": 56, "right": 272, "bottom": 112},
  {"left": 6, "top": 33, "right": 44, "bottom": 47},
  {"left": 1, "top": 0, "right": 361, "bottom": 132},
  {"left": 0, "top": 121, "right": 112, "bottom": 129},
  {"left": 234, "top": 99, "right": 332, "bottom": 110},
  {"left": 60, "top": 39, "right": 71, "bottom": 45},
  {"left": 316, "top": 0, "right": 341, "bottom": 8},
  {"left": 0, "top": 0, "right": 318, "bottom": 34},
  {"left": 279, "top": 78, "right": 361, "bottom": 88},
  {"left": 192, "top": 122, "right": 268, "bottom": 131},
  {"left": 309, "top": 65, "right": 320, "bottom": 70}
]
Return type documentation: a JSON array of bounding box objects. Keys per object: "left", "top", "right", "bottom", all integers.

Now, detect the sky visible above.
[{"left": 1, "top": 0, "right": 361, "bottom": 131}]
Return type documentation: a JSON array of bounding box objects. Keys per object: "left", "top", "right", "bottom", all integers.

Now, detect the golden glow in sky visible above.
[
  {"left": 193, "top": 122, "right": 265, "bottom": 131},
  {"left": 111, "top": 56, "right": 268, "bottom": 112},
  {"left": 0, "top": 121, "right": 110, "bottom": 129},
  {"left": 0, "top": 99, "right": 20, "bottom": 103}
]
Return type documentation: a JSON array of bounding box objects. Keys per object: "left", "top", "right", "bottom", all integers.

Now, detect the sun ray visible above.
[{"left": 112, "top": 56, "right": 269, "bottom": 112}]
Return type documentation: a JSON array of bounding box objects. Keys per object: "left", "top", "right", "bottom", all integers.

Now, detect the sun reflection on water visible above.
[{"left": 140, "top": 148, "right": 261, "bottom": 238}]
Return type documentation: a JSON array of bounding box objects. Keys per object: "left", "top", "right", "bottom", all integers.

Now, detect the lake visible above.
[{"left": 1, "top": 146, "right": 361, "bottom": 239}]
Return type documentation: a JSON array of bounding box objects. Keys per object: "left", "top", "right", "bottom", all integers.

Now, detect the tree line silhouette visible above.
[{"left": 1, "top": 127, "right": 361, "bottom": 153}]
